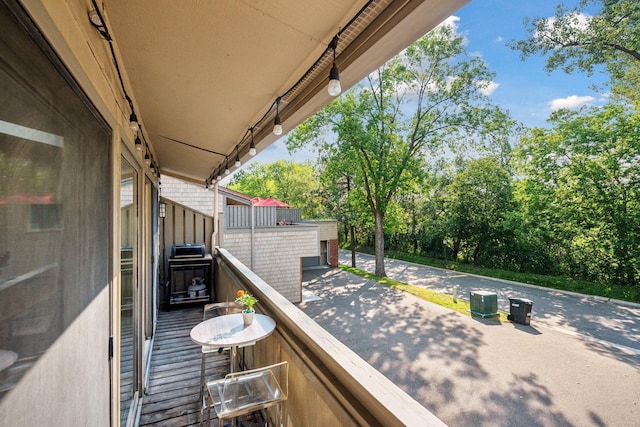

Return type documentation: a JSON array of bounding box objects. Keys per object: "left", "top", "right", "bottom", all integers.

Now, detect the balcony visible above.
[{"left": 139, "top": 247, "right": 445, "bottom": 426}]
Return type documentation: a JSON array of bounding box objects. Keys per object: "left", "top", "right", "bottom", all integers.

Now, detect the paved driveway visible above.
[
  {"left": 338, "top": 250, "right": 640, "bottom": 356},
  {"left": 298, "top": 251, "right": 640, "bottom": 426}
]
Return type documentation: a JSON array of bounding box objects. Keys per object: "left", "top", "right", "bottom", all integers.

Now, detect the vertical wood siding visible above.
[
  {"left": 160, "top": 199, "right": 213, "bottom": 253},
  {"left": 226, "top": 206, "right": 280, "bottom": 229},
  {"left": 226, "top": 206, "right": 302, "bottom": 229}
]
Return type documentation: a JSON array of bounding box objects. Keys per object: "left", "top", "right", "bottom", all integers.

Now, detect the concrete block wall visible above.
[{"left": 223, "top": 226, "right": 319, "bottom": 302}]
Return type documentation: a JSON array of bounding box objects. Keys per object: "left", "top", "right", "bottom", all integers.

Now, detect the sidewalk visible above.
[{"left": 299, "top": 257, "right": 640, "bottom": 426}]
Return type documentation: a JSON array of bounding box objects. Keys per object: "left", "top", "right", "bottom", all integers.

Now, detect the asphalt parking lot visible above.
[{"left": 298, "top": 251, "right": 640, "bottom": 426}]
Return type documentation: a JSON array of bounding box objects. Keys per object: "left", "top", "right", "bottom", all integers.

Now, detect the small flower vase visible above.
[{"left": 242, "top": 309, "right": 255, "bottom": 325}]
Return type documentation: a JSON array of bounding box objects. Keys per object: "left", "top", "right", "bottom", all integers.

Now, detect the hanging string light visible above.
[
  {"left": 207, "top": 0, "right": 379, "bottom": 185},
  {"left": 129, "top": 112, "right": 140, "bottom": 132},
  {"left": 234, "top": 146, "right": 241, "bottom": 168},
  {"left": 328, "top": 36, "right": 341, "bottom": 96},
  {"left": 273, "top": 97, "right": 283, "bottom": 136},
  {"left": 249, "top": 128, "right": 257, "bottom": 156}
]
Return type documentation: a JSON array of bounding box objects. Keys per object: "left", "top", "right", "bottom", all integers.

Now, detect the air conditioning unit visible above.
[{"left": 470, "top": 291, "right": 498, "bottom": 317}]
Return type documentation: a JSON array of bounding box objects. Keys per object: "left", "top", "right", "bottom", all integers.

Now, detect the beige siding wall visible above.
[
  {"left": 161, "top": 175, "right": 215, "bottom": 216},
  {"left": 303, "top": 220, "right": 338, "bottom": 240},
  {"left": 223, "top": 226, "right": 319, "bottom": 302}
]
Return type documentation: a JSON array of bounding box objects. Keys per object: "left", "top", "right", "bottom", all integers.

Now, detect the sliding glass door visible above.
[{"left": 120, "top": 153, "right": 138, "bottom": 426}]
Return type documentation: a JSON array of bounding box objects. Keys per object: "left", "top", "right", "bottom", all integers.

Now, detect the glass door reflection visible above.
[{"left": 120, "top": 155, "right": 137, "bottom": 426}]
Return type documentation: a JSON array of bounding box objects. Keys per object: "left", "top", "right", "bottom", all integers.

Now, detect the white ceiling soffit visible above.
[{"left": 104, "top": 0, "right": 470, "bottom": 184}]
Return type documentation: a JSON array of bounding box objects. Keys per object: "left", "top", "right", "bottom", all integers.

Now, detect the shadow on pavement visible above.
[{"left": 300, "top": 267, "right": 585, "bottom": 427}]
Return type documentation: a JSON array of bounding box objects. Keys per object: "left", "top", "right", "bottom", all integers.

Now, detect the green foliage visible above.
[
  {"left": 228, "top": 160, "right": 323, "bottom": 218},
  {"left": 287, "top": 24, "right": 515, "bottom": 276},
  {"left": 514, "top": 104, "right": 640, "bottom": 285},
  {"left": 377, "top": 250, "right": 640, "bottom": 304},
  {"left": 444, "top": 158, "right": 514, "bottom": 265},
  {"left": 509, "top": 0, "right": 640, "bottom": 105}
]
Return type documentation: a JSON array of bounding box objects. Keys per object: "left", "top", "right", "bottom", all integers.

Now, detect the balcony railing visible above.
[
  {"left": 225, "top": 206, "right": 301, "bottom": 229},
  {"left": 214, "top": 247, "right": 447, "bottom": 426}
]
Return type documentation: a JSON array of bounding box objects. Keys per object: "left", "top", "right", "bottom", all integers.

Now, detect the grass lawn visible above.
[{"left": 339, "top": 265, "right": 509, "bottom": 322}]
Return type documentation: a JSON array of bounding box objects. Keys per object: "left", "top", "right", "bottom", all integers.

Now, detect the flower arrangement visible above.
[{"left": 235, "top": 289, "right": 258, "bottom": 312}]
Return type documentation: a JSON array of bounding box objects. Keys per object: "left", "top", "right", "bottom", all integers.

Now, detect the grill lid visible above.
[{"left": 170, "top": 244, "right": 206, "bottom": 258}]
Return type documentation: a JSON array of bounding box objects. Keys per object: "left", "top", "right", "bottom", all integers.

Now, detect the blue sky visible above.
[
  {"left": 227, "top": 0, "right": 608, "bottom": 180},
  {"left": 458, "top": 0, "right": 607, "bottom": 128}
]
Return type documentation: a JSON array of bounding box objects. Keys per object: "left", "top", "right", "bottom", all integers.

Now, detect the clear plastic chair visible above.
[
  {"left": 205, "top": 361, "right": 288, "bottom": 427},
  {"left": 199, "top": 302, "right": 249, "bottom": 417}
]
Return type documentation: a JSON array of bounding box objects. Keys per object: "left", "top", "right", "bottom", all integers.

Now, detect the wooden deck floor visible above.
[{"left": 139, "top": 306, "right": 257, "bottom": 427}]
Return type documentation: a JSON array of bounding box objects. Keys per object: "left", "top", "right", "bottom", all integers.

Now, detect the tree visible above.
[
  {"left": 228, "top": 160, "right": 322, "bottom": 218},
  {"left": 444, "top": 158, "right": 514, "bottom": 265},
  {"left": 316, "top": 152, "right": 372, "bottom": 267},
  {"left": 288, "top": 23, "right": 515, "bottom": 276},
  {"left": 514, "top": 104, "right": 640, "bottom": 285},
  {"left": 509, "top": 0, "right": 640, "bottom": 105}
]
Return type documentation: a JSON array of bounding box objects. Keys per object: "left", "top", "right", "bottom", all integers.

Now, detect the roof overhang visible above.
[{"left": 102, "top": 0, "right": 470, "bottom": 184}]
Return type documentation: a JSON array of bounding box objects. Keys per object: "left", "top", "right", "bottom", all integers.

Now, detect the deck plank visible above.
[{"left": 139, "top": 306, "right": 258, "bottom": 427}]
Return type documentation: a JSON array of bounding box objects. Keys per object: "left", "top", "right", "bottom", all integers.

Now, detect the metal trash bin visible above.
[{"left": 508, "top": 298, "right": 533, "bottom": 325}]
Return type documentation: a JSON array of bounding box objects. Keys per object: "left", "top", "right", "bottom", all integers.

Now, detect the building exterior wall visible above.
[
  {"left": 303, "top": 220, "right": 338, "bottom": 241},
  {"left": 224, "top": 226, "right": 319, "bottom": 302},
  {"left": 161, "top": 175, "right": 215, "bottom": 216},
  {"left": 329, "top": 239, "right": 339, "bottom": 267}
]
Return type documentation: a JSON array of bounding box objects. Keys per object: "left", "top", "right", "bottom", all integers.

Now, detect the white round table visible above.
[{"left": 190, "top": 313, "right": 276, "bottom": 372}]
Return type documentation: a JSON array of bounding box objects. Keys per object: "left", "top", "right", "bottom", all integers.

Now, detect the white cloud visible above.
[
  {"left": 548, "top": 95, "right": 594, "bottom": 110},
  {"left": 494, "top": 36, "right": 504, "bottom": 43},
  {"left": 476, "top": 80, "right": 500, "bottom": 96},
  {"left": 439, "top": 15, "right": 461, "bottom": 31},
  {"left": 536, "top": 13, "right": 591, "bottom": 43}
]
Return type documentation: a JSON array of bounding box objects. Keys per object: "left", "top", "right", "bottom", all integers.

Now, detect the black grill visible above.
[
  {"left": 168, "top": 244, "right": 212, "bottom": 307},
  {"left": 170, "top": 244, "right": 206, "bottom": 259}
]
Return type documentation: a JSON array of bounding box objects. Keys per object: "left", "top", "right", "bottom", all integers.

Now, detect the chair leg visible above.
[
  {"left": 205, "top": 389, "right": 212, "bottom": 427},
  {"left": 200, "top": 353, "right": 206, "bottom": 426}
]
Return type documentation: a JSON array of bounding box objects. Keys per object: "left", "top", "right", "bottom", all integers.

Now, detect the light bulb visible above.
[
  {"left": 235, "top": 156, "right": 241, "bottom": 168},
  {"left": 134, "top": 136, "right": 143, "bottom": 151},
  {"left": 224, "top": 166, "right": 230, "bottom": 175},
  {"left": 273, "top": 98, "right": 283, "bottom": 136},
  {"left": 328, "top": 63, "right": 341, "bottom": 96},
  {"left": 89, "top": 10, "right": 103, "bottom": 27},
  {"left": 129, "top": 113, "right": 139, "bottom": 132},
  {"left": 249, "top": 131, "right": 256, "bottom": 156},
  {"left": 328, "top": 79, "right": 341, "bottom": 96},
  {"left": 273, "top": 115, "right": 282, "bottom": 136}
]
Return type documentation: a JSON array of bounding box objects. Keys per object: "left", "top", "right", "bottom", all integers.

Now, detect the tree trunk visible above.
[
  {"left": 374, "top": 209, "right": 386, "bottom": 277},
  {"left": 473, "top": 244, "right": 480, "bottom": 264},
  {"left": 453, "top": 239, "right": 460, "bottom": 260},
  {"left": 350, "top": 225, "right": 356, "bottom": 268}
]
